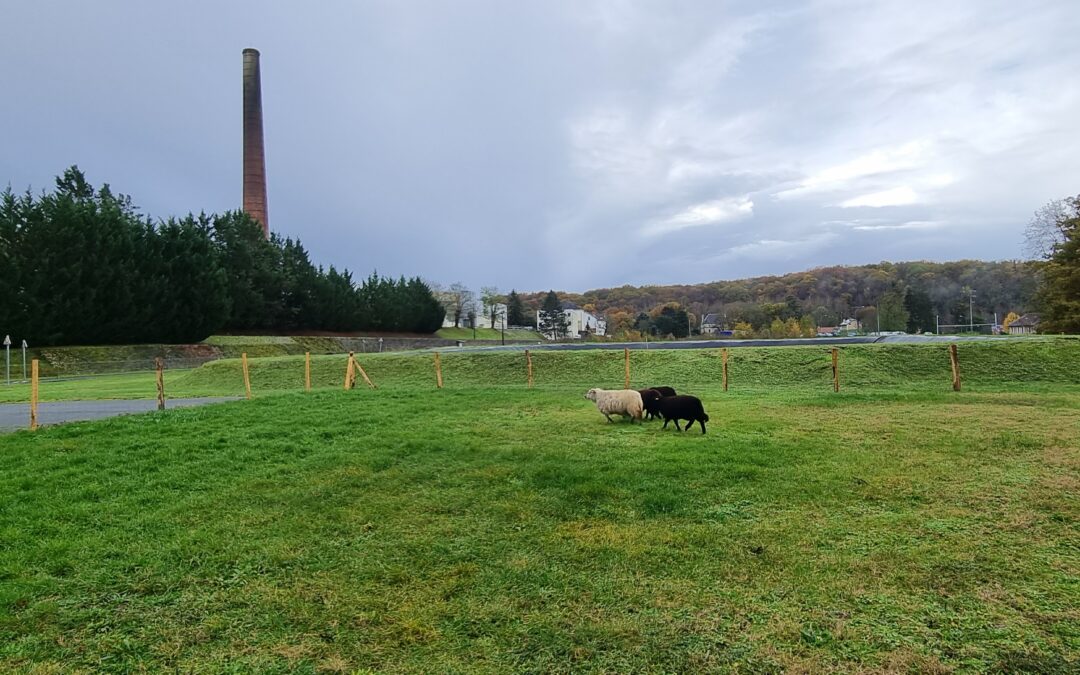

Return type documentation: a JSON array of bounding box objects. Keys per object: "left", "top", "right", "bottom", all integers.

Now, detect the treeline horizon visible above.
[
  {"left": 509, "top": 259, "right": 1035, "bottom": 336},
  {"left": 0, "top": 167, "right": 444, "bottom": 346}
]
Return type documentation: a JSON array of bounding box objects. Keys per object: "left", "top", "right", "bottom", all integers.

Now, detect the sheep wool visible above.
[{"left": 585, "top": 388, "right": 644, "bottom": 423}]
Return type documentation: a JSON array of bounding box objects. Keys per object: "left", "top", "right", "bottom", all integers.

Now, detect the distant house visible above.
[
  {"left": 700, "top": 313, "right": 722, "bottom": 335},
  {"left": 817, "top": 326, "right": 838, "bottom": 337},
  {"left": 537, "top": 306, "right": 605, "bottom": 339},
  {"left": 1008, "top": 314, "right": 1040, "bottom": 335},
  {"left": 442, "top": 302, "right": 507, "bottom": 330},
  {"left": 838, "top": 318, "right": 861, "bottom": 333}
]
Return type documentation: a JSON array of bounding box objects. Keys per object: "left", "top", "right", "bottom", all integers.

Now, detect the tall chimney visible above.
[{"left": 242, "top": 48, "right": 269, "bottom": 236}]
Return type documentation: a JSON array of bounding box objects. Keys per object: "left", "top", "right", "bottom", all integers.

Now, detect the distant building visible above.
[
  {"left": 839, "top": 318, "right": 861, "bottom": 332},
  {"left": 537, "top": 307, "right": 605, "bottom": 338},
  {"left": 817, "top": 326, "right": 838, "bottom": 337},
  {"left": 700, "top": 313, "right": 722, "bottom": 335},
  {"left": 442, "top": 302, "right": 507, "bottom": 330},
  {"left": 1008, "top": 314, "right": 1040, "bottom": 335}
]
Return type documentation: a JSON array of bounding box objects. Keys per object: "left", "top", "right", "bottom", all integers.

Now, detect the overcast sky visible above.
[{"left": 2, "top": 1, "right": 1078, "bottom": 292}]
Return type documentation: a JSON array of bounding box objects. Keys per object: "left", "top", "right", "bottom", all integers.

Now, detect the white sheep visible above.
[{"left": 584, "top": 388, "right": 644, "bottom": 423}]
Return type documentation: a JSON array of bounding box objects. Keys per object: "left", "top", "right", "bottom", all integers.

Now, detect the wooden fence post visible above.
[
  {"left": 949, "top": 344, "right": 961, "bottom": 391},
  {"left": 434, "top": 352, "right": 444, "bottom": 389},
  {"left": 155, "top": 357, "right": 165, "bottom": 410},
  {"left": 722, "top": 348, "right": 729, "bottom": 392},
  {"left": 624, "top": 348, "right": 630, "bottom": 389},
  {"left": 241, "top": 353, "right": 252, "bottom": 400},
  {"left": 30, "top": 359, "right": 39, "bottom": 431},
  {"left": 525, "top": 350, "right": 533, "bottom": 388},
  {"left": 344, "top": 351, "right": 356, "bottom": 390},
  {"left": 305, "top": 352, "right": 311, "bottom": 391},
  {"left": 831, "top": 348, "right": 839, "bottom": 393},
  {"left": 354, "top": 356, "right": 377, "bottom": 389}
]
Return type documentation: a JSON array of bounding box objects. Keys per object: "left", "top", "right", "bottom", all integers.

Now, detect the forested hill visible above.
[{"left": 522, "top": 260, "right": 1035, "bottom": 329}]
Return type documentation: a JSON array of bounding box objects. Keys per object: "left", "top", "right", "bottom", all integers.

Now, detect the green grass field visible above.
[
  {"left": 1, "top": 344, "right": 1078, "bottom": 671},
  {"left": 2, "top": 339, "right": 1079, "bottom": 404},
  {"left": 436, "top": 327, "right": 543, "bottom": 341}
]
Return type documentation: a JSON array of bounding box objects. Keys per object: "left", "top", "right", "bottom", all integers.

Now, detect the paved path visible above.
[{"left": 0, "top": 397, "right": 240, "bottom": 432}]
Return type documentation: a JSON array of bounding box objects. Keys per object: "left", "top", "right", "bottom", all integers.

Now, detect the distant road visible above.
[
  {"left": 0, "top": 397, "right": 240, "bottom": 432},
  {"left": 440, "top": 334, "right": 994, "bottom": 353}
]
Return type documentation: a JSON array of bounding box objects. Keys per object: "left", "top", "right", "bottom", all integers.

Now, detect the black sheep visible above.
[
  {"left": 637, "top": 388, "right": 662, "bottom": 419},
  {"left": 650, "top": 386, "right": 677, "bottom": 398},
  {"left": 656, "top": 395, "right": 710, "bottom": 434}
]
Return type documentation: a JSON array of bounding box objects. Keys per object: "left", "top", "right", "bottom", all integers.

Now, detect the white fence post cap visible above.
[{"left": 2, "top": 335, "right": 10, "bottom": 346}]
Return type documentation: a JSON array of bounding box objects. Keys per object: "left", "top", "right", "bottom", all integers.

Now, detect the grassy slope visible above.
[
  {"left": 2, "top": 339, "right": 1079, "bottom": 404},
  {"left": 134, "top": 338, "right": 1080, "bottom": 394},
  {"left": 0, "top": 386, "right": 1077, "bottom": 672},
  {"left": 436, "top": 327, "right": 543, "bottom": 341}
]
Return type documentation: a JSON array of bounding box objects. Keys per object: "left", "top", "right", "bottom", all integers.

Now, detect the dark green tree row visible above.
[{"left": 0, "top": 167, "right": 444, "bottom": 346}]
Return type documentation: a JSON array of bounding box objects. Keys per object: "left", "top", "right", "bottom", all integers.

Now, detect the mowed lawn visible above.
[{"left": 1, "top": 385, "right": 1078, "bottom": 673}]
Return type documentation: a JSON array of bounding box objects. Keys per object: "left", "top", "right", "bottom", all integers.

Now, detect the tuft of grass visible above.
[{"left": 0, "top": 384, "right": 1078, "bottom": 671}]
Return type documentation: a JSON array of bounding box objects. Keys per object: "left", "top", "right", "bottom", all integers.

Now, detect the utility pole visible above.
[
  {"left": 21, "top": 340, "right": 27, "bottom": 381},
  {"left": 3, "top": 335, "right": 9, "bottom": 385},
  {"left": 969, "top": 288, "right": 976, "bottom": 333}
]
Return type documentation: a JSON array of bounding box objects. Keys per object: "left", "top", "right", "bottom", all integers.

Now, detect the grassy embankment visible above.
[
  {"left": 2, "top": 338, "right": 1079, "bottom": 403},
  {"left": 1, "top": 380, "right": 1077, "bottom": 670},
  {"left": 435, "top": 327, "right": 543, "bottom": 341}
]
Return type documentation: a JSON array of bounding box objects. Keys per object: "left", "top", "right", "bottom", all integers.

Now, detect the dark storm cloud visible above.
[{"left": 2, "top": 1, "right": 1078, "bottom": 292}]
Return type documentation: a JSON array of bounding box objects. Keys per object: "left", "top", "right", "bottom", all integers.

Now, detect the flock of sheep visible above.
[{"left": 584, "top": 386, "right": 710, "bottom": 434}]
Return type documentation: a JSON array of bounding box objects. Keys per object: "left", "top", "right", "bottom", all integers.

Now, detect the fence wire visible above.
[{"left": 5, "top": 341, "right": 1079, "bottom": 407}]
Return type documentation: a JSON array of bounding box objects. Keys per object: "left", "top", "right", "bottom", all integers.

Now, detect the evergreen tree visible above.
[
  {"left": 634, "top": 312, "right": 653, "bottom": 335},
  {"left": 3, "top": 167, "right": 488, "bottom": 344},
  {"left": 405, "top": 277, "right": 446, "bottom": 333},
  {"left": 212, "top": 211, "right": 283, "bottom": 330},
  {"left": 506, "top": 289, "right": 526, "bottom": 326},
  {"left": 653, "top": 305, "right": 689, "bottom": 337},
  {"left": 538, "top": 290, "right": 569, "bottom": 339},
  {"left": 1035, "top": 197, "right": 1080, "bottom": 333},
  {"left": 278, "top": 237, "right": 322, "bottom": 330},
  {"left": 904, "top": 287, "right": 936, "bottom": 333},
  {"left": 152, "top": 214, "right": 230, "bottom": 342},
  {"left": 878, "top": 287, "right": 910, "bottom": 332}
]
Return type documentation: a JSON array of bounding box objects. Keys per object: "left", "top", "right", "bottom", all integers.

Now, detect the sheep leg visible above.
[
  {"left": 674, "top": 419, "right": 682, "bottom": 431},
  {"left": 700, "top": 419, "right": 707, "bottom": 434},
  {"left": 662, "top": 418, "right": 670, "bottom": 429},
  {"left": 603, "top": 412, "right": 614, "bottom": 423}
]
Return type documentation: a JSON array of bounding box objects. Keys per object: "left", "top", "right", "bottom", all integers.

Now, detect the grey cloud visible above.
[{"left": 2, "top": 0, "right": 1077, "bottom": 292}]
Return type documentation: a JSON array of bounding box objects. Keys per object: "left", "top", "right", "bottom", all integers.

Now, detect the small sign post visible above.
[
  {"left": 21, "top": 340, "right": 27, "bottom": 382},
  {"left": 3, "top": 335, "right": 10, "bottom": 385}
]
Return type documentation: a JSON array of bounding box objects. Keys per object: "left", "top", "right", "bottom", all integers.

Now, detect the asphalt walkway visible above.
[{"left": 0, "top": 397, "right": 240, "bottom": 432}]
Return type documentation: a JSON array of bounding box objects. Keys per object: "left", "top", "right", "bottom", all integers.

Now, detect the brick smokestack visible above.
[{"left": 242, "top": 48, "right": 269, "bottom": 237}]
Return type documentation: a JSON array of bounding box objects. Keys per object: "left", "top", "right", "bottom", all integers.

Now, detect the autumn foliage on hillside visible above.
[{"left": 520, "top": 261, "right": 1035, "bottom": 337}]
